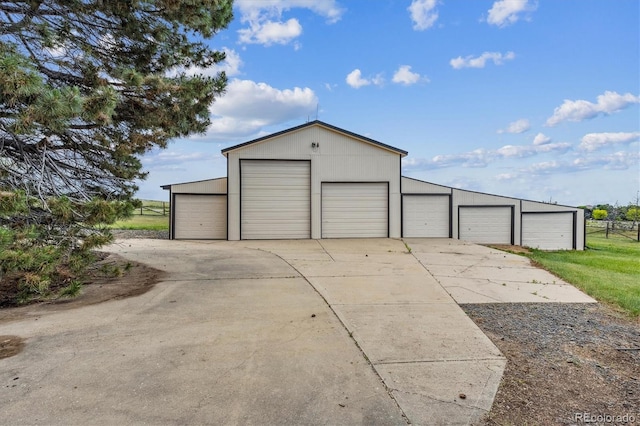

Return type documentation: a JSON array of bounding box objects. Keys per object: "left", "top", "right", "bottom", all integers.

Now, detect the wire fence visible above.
[{"left": 586, "top": 221, "right": 639, "bottom": 242}]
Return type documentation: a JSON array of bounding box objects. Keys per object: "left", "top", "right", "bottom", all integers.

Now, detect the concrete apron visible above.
[
  {"left": 239, "top": 238, "right": 507, "bottom": 426},
  {"left": 404, "top": 238, "right": 596, "bottom": 304},
  {"left": 0, "top": 240, "right": 408, "bottom": 426}
]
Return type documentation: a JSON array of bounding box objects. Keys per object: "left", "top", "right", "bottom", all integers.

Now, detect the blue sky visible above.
[{"left": 140, "top": 0, "right": 640, "bottom": 207}]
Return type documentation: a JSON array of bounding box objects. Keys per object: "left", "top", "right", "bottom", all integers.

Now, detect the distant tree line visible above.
[{"left": 579, "top": 204, "right": 640, "bottom": 223}]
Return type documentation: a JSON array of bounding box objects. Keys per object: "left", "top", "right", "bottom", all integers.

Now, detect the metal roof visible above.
[{"left": 221, "top": 120, "right": 408, "bottom": 157}]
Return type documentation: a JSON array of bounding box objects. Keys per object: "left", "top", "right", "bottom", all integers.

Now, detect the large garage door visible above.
[
  {"left": 174, "top": 194, "right": 226, "bottom": 239},
  {"left": 322, "top": 182, "right": 388, "bottom": 238},
  {"left": 459, "top": 206, "right": 513, "bottom": 244},
  {"left": 241, "top": 160, "right": 310, "bottom": 239},
  {"left": 522, "top": 212, "right": 574, "bottom": 250},
  {"left": 403, "top": 195, "right": 450, "bottom": 237}
]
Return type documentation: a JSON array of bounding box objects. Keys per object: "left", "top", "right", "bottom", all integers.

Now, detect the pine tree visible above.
[{"left": 0, "top": 1, "right": 233, "bottom": 302}]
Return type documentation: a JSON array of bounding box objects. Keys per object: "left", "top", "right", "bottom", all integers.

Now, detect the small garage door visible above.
[
  {"left": 174, "top": 194, "right": 226, "bottom": 239},
  {"left": 322, "top": 182, "right": 388, "bottom": 238},
  {"left": 459, "top": 206, "right": 513, "bottom": 244},
  {"left": 522, "top": 212, "right": 574, "bottom": 250},
  {"left": 403, "top": 195, "right": 450, "bottom": 237},
  {"left": 241, "top": 160, "right": 310, "bottom": 239}
]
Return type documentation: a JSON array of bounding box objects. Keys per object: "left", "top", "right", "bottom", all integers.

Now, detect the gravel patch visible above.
[
  {"left": 462, "top": 303, "right": 639, "bottom": 425},
  {"left": 111, "top": 229, "right": 169, "bottom": 239}
]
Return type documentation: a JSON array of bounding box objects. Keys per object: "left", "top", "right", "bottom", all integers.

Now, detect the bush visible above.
[
  {"left": 592, "top": 209, "right": 608, "bottom": 220},
  {"left": 625, "top": 207, "right": 639, "bottom": 222}
]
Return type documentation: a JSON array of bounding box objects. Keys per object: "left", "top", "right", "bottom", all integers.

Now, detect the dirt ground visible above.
[
  {"left": 0, "top": 253, "right": 165, "bottom": 327},
  {"left": 1, "top": 241, "right": 638, "bottom": 425},
  {"left": 463, "top": 303, "right": 640, "bottom": 425}
]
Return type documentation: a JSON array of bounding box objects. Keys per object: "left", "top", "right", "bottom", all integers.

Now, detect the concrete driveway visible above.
[
  {"left": 0, "top": 238, "right": 594, "bottom": 425},
  {"left": 404, "top": 239, "right": 596, "bottom": 304}
]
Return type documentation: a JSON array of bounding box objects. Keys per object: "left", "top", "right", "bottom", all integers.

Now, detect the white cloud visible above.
[
  {"left": 392, "top": 65, "right": 426, "bottom": 85},
  {"left": 404, "top": 149, "right": 492, "bottom": 170},
  {"left": 545, "top": 91, "right": 640, "bottom": 126},
  {"left": 403, "top": 140, "right": 571, "bottom": 171},
  {"left": 579, "top": 132, "right": 640, "bottom": 152},
  {"left": 236, "top": 0, "right": 344, "bottom": 24},
  {"left": 518, "top": 150, "right": 640, "bottom": 175},
  {"left": 346, "top": 69, "right": 384, "bottom": 89},
  {"left": 142, "top": 150, "right": 216, "bottom": 171},
  {"left": 486, "top": 0, "right": 536, "bottom": 27},
  {"left": 236, "top": 0, "right": 344, "bottom": 46},
  {"left": 497, "top": 142, "right": 571, "bottom": 158},
  {"left": 533, "top": 133, "right": 551, "bottom": 145},
  {"left": 497, "top": 118, "right": 530, "bottom": 134},
  {"left": 346, "top": 69, "right": 369, "bottom": 88},
  {"left": 572, "top": 151, "right": 640, "bottom": 171},
  {"left": 528, "top": 161, "right": 562, "bottom": 174},
  {"left": 371, "top": 74, "right": 385, "bottom": 86},
  {"left": 408, "top": 0, "right": 439, "bottom": 31},
  {"left": 450, "top": 51, "right": 515, "bottom": 69},
  {"left": 206, "top": 79, "right": 318, "bottom": 139},
  {"left": 238, "top": 18, "right": 302, "bottom": 45},
  {"left": 495, "top": 173, "right": 519, "bottom": 181}
]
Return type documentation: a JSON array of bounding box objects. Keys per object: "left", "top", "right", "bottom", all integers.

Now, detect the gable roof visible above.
[{"left": 221, "top": 120, "right": 408, "bottom": 157}]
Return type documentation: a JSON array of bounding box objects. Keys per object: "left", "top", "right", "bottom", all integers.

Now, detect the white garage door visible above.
[
  {"left": 322, "top": 182, "right": 388, "bottom": 238},
  {"left": 459, "top": 206, "right": 512, "bottom": 244},
  {"left": 241, "top": 160, "right": 310, "bottom": 239},
  {"left": 174, "top": 195, "right": 226, "bottom": 239},
  {"left": 522, "top": 212, "right": 574, "bottom": 250},
  {"left": 403, "top": 195, "right": 450, "bottom": 237}
]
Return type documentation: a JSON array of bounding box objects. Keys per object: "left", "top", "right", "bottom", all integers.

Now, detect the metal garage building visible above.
[{"left": 163, "top": 121, "right": 584, "bottom": 250}]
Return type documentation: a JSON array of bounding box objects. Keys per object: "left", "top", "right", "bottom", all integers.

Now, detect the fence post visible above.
[
  {"left": 140, "top": 205, "right": 143, "bottom": 215},
  {"left": 163, "top": 202, "right": 166, "bottom": 216},
  {"left": 605, "top": 222, "right": 609, "bottom": 238}
]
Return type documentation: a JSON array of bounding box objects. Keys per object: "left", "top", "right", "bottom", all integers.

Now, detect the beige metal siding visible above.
[
  {"left": 174, "top": 194, "right": 226, "bottom": 239},
  {"left": 171, "top": 178, "right": 227, "bottom": 194},
  {"left": 401, "top": 177, "right": 452, "bottom": 194},
  {"left": 226, "top": 123, "right": 402, "bottom": 240},
  {"left": 241, "top": 160, "right": 310, "bottom": 239},
  {"left": 403, "top": 195, "right": 450, "bottom": 237},
  {"left": 522, "top": 212, "right": 574, "bottom": 250},
  {"left": 322, "top": 183, "right": 388, "bottom": 238},
  {"left": 459, "top": 206, "right": 512, "bottom": 244},
  {"left": 522, "top": 200, "right": 576, "bottom": 212}
]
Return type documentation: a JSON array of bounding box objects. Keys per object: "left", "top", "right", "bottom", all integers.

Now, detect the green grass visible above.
[
  {"left": 108, "top": 199, "right": 169, "bottom": 230},
  {"left": 110, "top": 214, "right": 169, "bottom": 230},
  {"left": 527, "top": 230, "right": 640, "bottom": 316}
]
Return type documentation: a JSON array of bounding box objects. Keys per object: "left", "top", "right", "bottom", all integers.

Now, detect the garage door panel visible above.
[
  {"left": 403, "top": 195, "right": 450, "bottom": 237},
  {"left": 241, "top": 160, "right": 310, "bottom": 240},
  {"left": 522, "top": 213, "right": 573, "bottom": 250},
  {"left": 322, "top": 183, "right": 388, "bottom": 238},
  {"left": 459, "top": 206, "right": 512, "bottom": 244},
  {"left": 174, "top": 195, "right": 226, "bottom": 240}
]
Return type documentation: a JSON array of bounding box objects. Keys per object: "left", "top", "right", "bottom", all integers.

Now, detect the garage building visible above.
[{"left": 163, "top": 121, "right": 584, "bottom": 250}]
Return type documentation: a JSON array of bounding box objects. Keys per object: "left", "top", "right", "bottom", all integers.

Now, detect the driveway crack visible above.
[
  {"left": 268, "top": 250, "right": 410, "bottom": 425},
  {"left": 316, "top": 240, "right": 335, "bottom": 261}
]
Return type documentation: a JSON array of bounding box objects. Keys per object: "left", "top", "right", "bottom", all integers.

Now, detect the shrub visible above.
[{"left": 592, "top": 209, "right": 608, "bottom": 220}]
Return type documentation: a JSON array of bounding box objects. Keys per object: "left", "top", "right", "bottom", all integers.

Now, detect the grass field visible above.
[
  {"left": 527, "top": 228, "right": 640, "bottom": 317},
  {"left": 110, "top": 200, "right": 169, "bottom": 230},
  {"left": 110, "top": 215, "right": 169, "bottom": 230}
]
